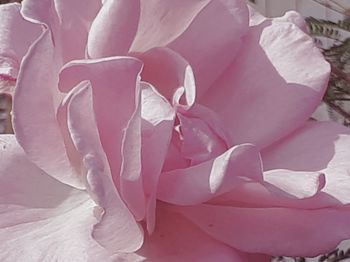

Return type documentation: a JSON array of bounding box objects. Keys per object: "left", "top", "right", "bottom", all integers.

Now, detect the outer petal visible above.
[
  {"left": 131, "top": 0, "right": 249, "bottom": 97},
  {"left": 201, "top": 19, "right": 330, "bottom": 148},
  {"left": 157, "top": 144, "right": 263, "bottom": 205},
  {"left": 0, "top": 135, "right": 111, "bottom": 262},
  {"left": 140, "top": 81, "right": 175, "bottom": 232},
  {"left": 0, "top": 3, "right": 41, "bottom": 82},
  {"left": 262, "top": 121, "right": 350, "bottom": 205},
  {"left": 21, "top": 0, "right": 101, "bottom": 62},
  {"left": 66, "top": 83, "right": 144, "bottom": 253},
  {"left": 87, "top": 0, "right": 140, "bottom": 58},
  {"left": 176, "top": 204, "right": 350, "bottom": 258},
  {"left": 131, "top": 203, "right": 253, "bottom": 262},
  {"left": 13, "top": 30, "right": 83, "bottom": 188}
]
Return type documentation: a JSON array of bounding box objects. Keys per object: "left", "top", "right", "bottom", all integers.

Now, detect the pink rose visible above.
[{"left": 1, "top": 0, "right": 350, "bottom": 261}]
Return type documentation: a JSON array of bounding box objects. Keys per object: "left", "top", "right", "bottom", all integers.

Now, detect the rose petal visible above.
[
  {"left": 131, "top": 0, "right": 249, "bottom": 98},
  {"left": 21, "top": 0, "right": 101, "bottom": 62},
  {"left": 66, "top": 83, "right": 144, "bottom": 253},
  {"left": 157, "top": 144, "right": 263, "bottom": 205},
  {"left": 0, "top": 3, "right": 41, "bottom": 80},
  {"left": 0, "top": 135, "right": 111, "bottom": 262},
  {"left": 59, "top": 57, "right": 143, "bottom": 189},
  {"left": 262, "top": 121, "right": 350, "bottom": 205},
  {"left": 87, "top": 0, "right": 140, "bottom": 58},
  {"left": 201, "top": 19, "right": 330, "bottom": 148},
  {"left": 177, "top": 112, "right": 227, "bottom": 165},
  {"left": 136, "top": 47, "right": 196, "bottom": 107},
  {"left": 13, "top": 29, "right": 82, "bottom": 188},
  {"left": 177, "top": 204, "right": 350, "bottom": 257},
  {"left": 140, "top": 81, "right": 175, "bottom": 232},
  {"left": 133, "top": 203, "right": 253, "bottom": 262}
]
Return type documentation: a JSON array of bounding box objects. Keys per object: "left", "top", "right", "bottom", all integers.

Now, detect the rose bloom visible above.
[{"left": 1, "top": 0, "right": 350, "bottom": 261}]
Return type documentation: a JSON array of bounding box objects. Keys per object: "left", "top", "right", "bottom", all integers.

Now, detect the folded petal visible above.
[
  {"left": 136, "top": 47, "right": 195, "bottom": 107},
  {"left": 177, "top": 204, "right": 350, "bottom": 257},
  {"left": 21, "top": 0, "right": 101, "bottom": 62},
  {"left": 66, "top": 83, "right": 144, "bottom": 253},
  {"left": 201, "top": 19, "right": 330, "bottom": 148},
  {"left": 131, "top": 0, "right": 249, "bottom": 97},
  {"left": 0, "top": 135, "right": 111, "bottom": 262},
  {"left": 13, "top": 30, "right": 82, "bottom": 188},
  {"left": 140, "top": 82, "right": 175, "bottom": 232},
  {"left": 262, "top": 121, "right": 350, "bottom": 205},
  {"left": 59, "top": 57, "right": 143, "bottom": 189},
  {"left": 0, "top": 3, "right": 41, "bottom": 81},
  {"left": 133, "top": 203, "right": 252, "bottom": 262},
  {"left": 87, "top": 0, "right": 140, "bottom": 58},
  {"left": 177, "top": 112, "right": 227, "bottom": 165},
  {"left": 157, "top": 144, "right": 263, "bottom": 205}
]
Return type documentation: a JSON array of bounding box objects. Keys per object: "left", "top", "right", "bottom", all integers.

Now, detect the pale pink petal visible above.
[
  {"left": 157, "top": 144, "right": 263, "bottom": 205},
  {"left": 177, "top": 204, "right": 350, "bottom": 257},
  {"left": 59, "top": 57, "right": 143, "bottom": 190},
  {"left": 13, "top": 30, "right": 82, "bottom": 188},
  {"left": 262, "top": 121, "right": 350, "bottom": 205},
  {"left": 136, "top": 47, "right": 195, "bottom": 107},
  {"left": 209, "top": 170, "right": 330, "bottom": 210},
  {"left": 0, "top": 3, "right": 41, "bottom": 81},
  {"left": 119, "top": 88, "right": 145, "bottom": 221},
  {"left": 131, "top": 0, "right": 249, "bottom": 97},
  {"left": 21, "top": 0, "right": 101, "bottom": 62},
  {"left": 140, "top": 81, "right": 175, "bottom": 232},
  {"left": 0, "top": 135, "right": 112, "bottom": 262},
  {"left": 87, "top": 0, "right": 140, "bottom": 58},
  {"left": 201, "top": 19, "right": 330, "bottom": 148},
  {"left": 66, "top": 83, "right": 144, "bottom": 253},
  {"left": 177, "top": 113, "right": 227, "bottom": 165},
  {"left": 133, "top": 203, "right": 253, "bottom": 262}
]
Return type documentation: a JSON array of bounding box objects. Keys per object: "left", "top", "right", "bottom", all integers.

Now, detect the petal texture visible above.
[
  {"left": 0, "top": 135, "right": 110, "bottom": 262},
  {"left": 158, "top": 144, "right": 263, "bottom": 205},
  {"left": 87, "top": 0, "right": 140, "bottom": 57},
  {"left": 262, "top": 121, "right": 350, "bottom": 205},
  {"left": 201, "top": 19, "right": 330, "bottom": 148},
  {"left": 177, "top": 204, "right": 350, "bottom": 257},
  {"left": 0, "top": 3, "right": 41, "bottom": 80},
  {"left": 66, "top": 83, "right": 144, "bottom": 253},
  {"left": 13, "top": 30, "right": 82, "bottom": 188},
  {"left": 131, "top": 0, "right": 249, "bottom": 97}
]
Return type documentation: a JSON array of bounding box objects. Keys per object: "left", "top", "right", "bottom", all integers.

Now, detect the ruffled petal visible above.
[
  {"left": 201, "top": 19, "right": 330, "bottom": 148},
  {"left": 87, "top": 0, "right": 140, "bottom": 58},
  {"left": 0, "top": 3, "right": 41, "bottom": 82},
  {"left": 66, "top": 83, "right": 144, "bottom": 253},
  {"left": 136, "top": 47, "right": 195, "bottom": 107},
  {"left": 131, "top": 0, "right": 249, "bottom": 97},
  {"left": 157, "top": 144, "right": 263, "bottom": 205},
  {"left": 13, "top": 29, "right": 82, "bottom": 188},
  {"left": 0, "top": 135, "right": 111, "bottom": 262},
  {"left": 262, "top": 121, "right": 350, "bottom": 205},
  {"left": 21, "top": 0, "right": 101, "bottom": 62},
  {"left": 176, "top": 204, "right": 350, "bottom": 257},
  {"left": 59, "top": 57, "right": 143, "bottom": 189},
  {"left": 140, "top": 81, "right": 175, "bottom": 232}
]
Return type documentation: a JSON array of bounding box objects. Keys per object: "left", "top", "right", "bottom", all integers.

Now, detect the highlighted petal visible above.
[
  {"left": 202, "top": 19, "right": 330, "bottom": 148},
  {"left": 13, "top": 30, "right": 82, "bottom": 188},
  {"left": 88, "top": 0, "right": 140, "bottom": 57},
  {"left": 158, "top": 144, "right": 263, "bottom": 205},
  {"left": 0, "top": 135, "right": 110, "bottom": 262},
  {"left": 66, "top": 83, "right": 144, "bottom": 253}
]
